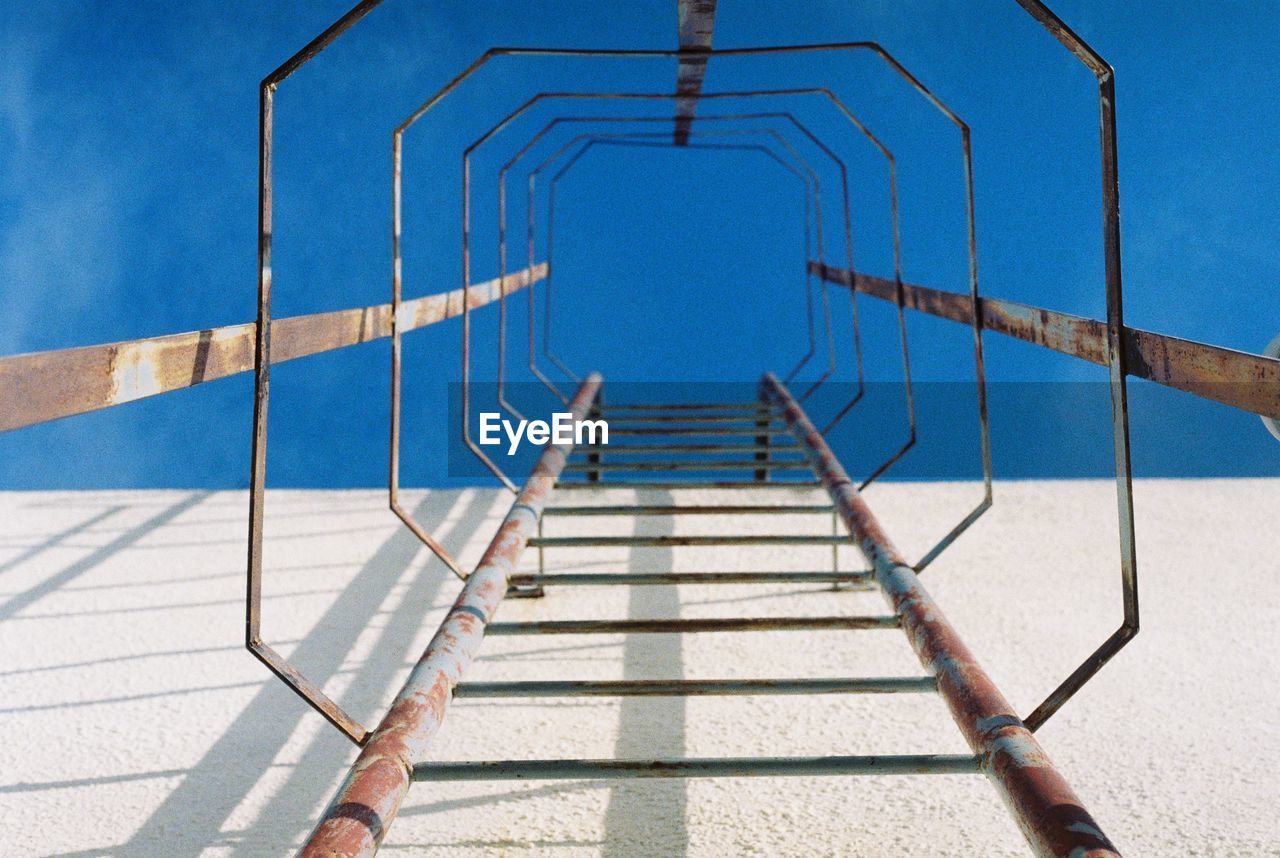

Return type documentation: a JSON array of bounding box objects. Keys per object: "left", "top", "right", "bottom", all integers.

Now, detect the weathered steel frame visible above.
[
  {"left": 538, "top": 131, "right": 836, "bottom": 394},
  {"left": 301, "top": 374, "right": 603, "bottom": 856},
  {"left": 761, "top": 373, "right": 1118, "bottom": 857},
  {"left": 468, "top": 85, "right": 917, "bottom": 480},
  {"left": 503, "top": 119, "right": 837, "bottom": 417},
  {"left": 0, "top": 3, "right": 1275, "bottom": 852},
  {"left": 488, "top": 105, "right": 880, "bottom": 430},
  {"left": 488, "top": 113, "right": 842, "bottom": 410},
  {"left": 472, "top": 84, "right": 966, "bottom": 540},
  {"left": 441, "top": 79, "right": 915, "bottom": 490}
]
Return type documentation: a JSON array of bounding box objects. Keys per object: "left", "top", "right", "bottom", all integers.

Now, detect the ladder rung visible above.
[
  {"left": 509, "top": 570, "right": 870, "bottom": 586},
  {"left": 597, "top": 402, "right": 773, "bottom": 412},
  {"left": 541, "top": 504, "right": 835, "bottom": 516},
  {"left": 528, "top": 534, "right": 851, "bottom": 548},
  {"left": 412, "top": 754, "right": 982, "bottom": 781},
  {"left": 609, "top": 428, "right": 794, "bottom": 437},
  {"left": 554, "top": 480, "right": 823, "bottom": 490},
  {"left": 599, "top": 415, "right": 786, "bottom": 426},
  {"left": 484, "top": 616, "right": 900, "bottom": 635},
  {"left": 574, "top": 443, "right": 802, "bottom": 454},
  {"left": 453, "top": 677, "right": 937, "bottom": 698},
  {"left": 563, "top": 459, "right": 811, "bottom": 473}
]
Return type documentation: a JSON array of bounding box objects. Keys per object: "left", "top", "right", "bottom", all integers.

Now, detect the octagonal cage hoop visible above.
[
  {"left": 519, "top": 107, "right": 911, "bottom": 488},
  {"left": 529, "top": 125, "right": 836, "bottom": 400},
  {"left": 437, "top": 77, "right": 962, "bottom": 544},
  {"left": 251, "top": 0, "right": 1127, "bottom": 743},
  {"left": 508, "top": 123, "right": 835, "bottom": 418},
  {"left": 495, "top": 105, "right": 873, "bottom": 421},
  {"left": 531, "top": 126, "right": 839, "bottom": 402},
  {"left": 492, "top": 114, "right": 842, "bottom": 423}
]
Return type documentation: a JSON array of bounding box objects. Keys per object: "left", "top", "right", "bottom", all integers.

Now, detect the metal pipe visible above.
[
  {"left": 572, "top": 443, "right": 804, "bottom": 454},
  {"left": 300, "top": 374, "right": 602, "bottom": 857},
  {"left": 609, "top": 427, "right": 794, "bottom": 437},
  {"left": 541, "top": 504, "right": 833, "bottom": 516},
  {"left": 554, "top": 479, "right": 821, "bottom": 490},
  {"left": 509, "top": 570, "right": 870, "bottom": 586},
  {"left": 600, "top": 401, "right": 773, "bottom": 412},
  {"left": 484, "top": 616, "right": 899, "bottom": 635},
  {"left": 453, "top": 677, "right": 937, "bottom": 697},
  {"left": 591, "top": 414, "right": 788, "bottom": 425},
  {"left": 412, "top": 754, "right": 982, "bottom": 781},
  {"left": 561, "top": 460, "right": 811, "bottom": 473},
  {"left": 528, "top": 534, "right": 851, "bottom": 547},
  {"left": 761, "top": 372, "right": 1119, "bottom": 858}
]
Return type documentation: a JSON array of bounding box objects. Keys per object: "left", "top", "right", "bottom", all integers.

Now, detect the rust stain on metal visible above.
[
  {"left": 811, "top": 260, "right": 1280, "bottom": 419},
  {"left": 763, "top": 372, "right": 1119, "bottom": 858},
  {"left": 301, "top": 374, "right": 601, "bottom": 857},
  {"left": 0, "top": 264, "right": 545, "bottom": 433}
]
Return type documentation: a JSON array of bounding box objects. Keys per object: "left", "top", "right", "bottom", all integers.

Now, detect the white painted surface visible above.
[{"left": 0, "top": 482, "right": 1276, "bottom": 856}]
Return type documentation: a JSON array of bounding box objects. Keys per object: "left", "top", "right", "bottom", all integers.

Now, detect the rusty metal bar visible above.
[
  {"left": 484, "top": 615, "right": 899, "bottom": 635},
  {"left": 528, "top": 534, "right": 851, "bottom": 548},
  {"left": 0, "top": 265, "right": 545, "bottom": 434},
  {"left": 554, "top": 479, "right": 822, "bottom": 489},
  {"left": 762, "top": 372, "right": 1120, "bottom": 858},
  {"left": 597, "top": 414, "right": 787, "bottom": 425},
  {"left": 453, "top": 676, "right": 937, "bottom": 697},
  {"left": 573, "top": 442, "right": 803, "bottom": 454},
  {"left": 673, "top": 0, "right": 716, "bottom": 145},
  {"left": 509, "top": 570, "right": 870, "bottom": 587},
  {"left": 810, "top": 261, "right": 1280, "bottom": 421},
  {"left": 602, "top": 401, "right": 773, "bottom": 412},
  {"left": 300, "top": 373, "right": 601, "bottom": 856},
  {"left": 561, "top": 459, "right": 811, "bottom": 473},
  {"left": 609, "top": 427, "right": 794, "bottom": 437},
  {"left": 542, "top": 503, "right": 833, "bottom": 516},
  {"left": 413, "top": 754, "right": 981, "bottom": 781}
]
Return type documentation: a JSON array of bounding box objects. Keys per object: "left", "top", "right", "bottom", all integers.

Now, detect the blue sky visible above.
[{"left": 1, "top": 0, "right": 1277, "bottom": 488}]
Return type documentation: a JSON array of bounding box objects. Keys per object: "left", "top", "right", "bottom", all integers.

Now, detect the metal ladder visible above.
[
  {"left": 418, "top": 393, "right": 982, "bottom": 782},
  {"left": 301, "top": 375, "right": 1117, "bottom": 856}
]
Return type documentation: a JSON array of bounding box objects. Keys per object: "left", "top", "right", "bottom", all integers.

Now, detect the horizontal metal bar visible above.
[
  {"left": 528, "top": 534, "right": 851, "bottom": 547},
  {"left": 554, "top": 479, "right": 823, "bottom": 489},
  {"left": 599, "top": 401, "right": 772, "bottom": 412},
  {"left": 484, "top": 615, "right": 900, "bottom": 635},
  {"left": 811, "top": 261, "right": 1280, "bottom": 420},
  {"left": 509, "top": 570, "right": 871, "bottom": 586},
  {"left": 453, "top": 677, "right": 937, "bottom": 698},
  {"left": 563, "top": 459, "right": 811, "bottom": 472},
  {"left": 412, "top": 753, "right": 982, "bottom": 781},
  {"left": 0, "top": 264, "right": 547, "bottom": 433},
  {"left": 608, "top": 428, "right": 795, "bottom": 437},
  {"left": 541, "top": 503, "right": 835, "bottom": 516},
  {"left": 574, "top": 443, "right": 801, "bottom": 455},
  {"left": 599, "top": 414, "right": 786, "bottom": 425}
]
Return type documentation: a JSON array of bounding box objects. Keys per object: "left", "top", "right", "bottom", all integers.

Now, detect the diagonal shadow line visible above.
[
  {"left": 603, "top": 488, "right": 688, "bottom": 857},
  {"left": 0, "top": 768, "right": 191, "bottom": 795},
  {"left": 229, "top": 491, "right": 499, "bottom": 856},
  {"left": 0, "top": 680, "right": 261, "bottom": 715},
  {"left": 0, "top": 492, "right": 209, "bottom": 623},
  {"left": 114, "top": 490, "right": 484, "bottom": 856},
  {"left": 9, "top": 588, "right": 344, "bottom": 621},
  {"left": 0, "top": 506, "right": 125, "bottom": 578},
  {"left": 0, "top": 641, "right": 299, "bottom": 679}
]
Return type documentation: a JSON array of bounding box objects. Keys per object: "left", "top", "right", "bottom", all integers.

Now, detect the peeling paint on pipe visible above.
[{"left": 299, "top": 373, "right": 601, "bottom": 857}]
